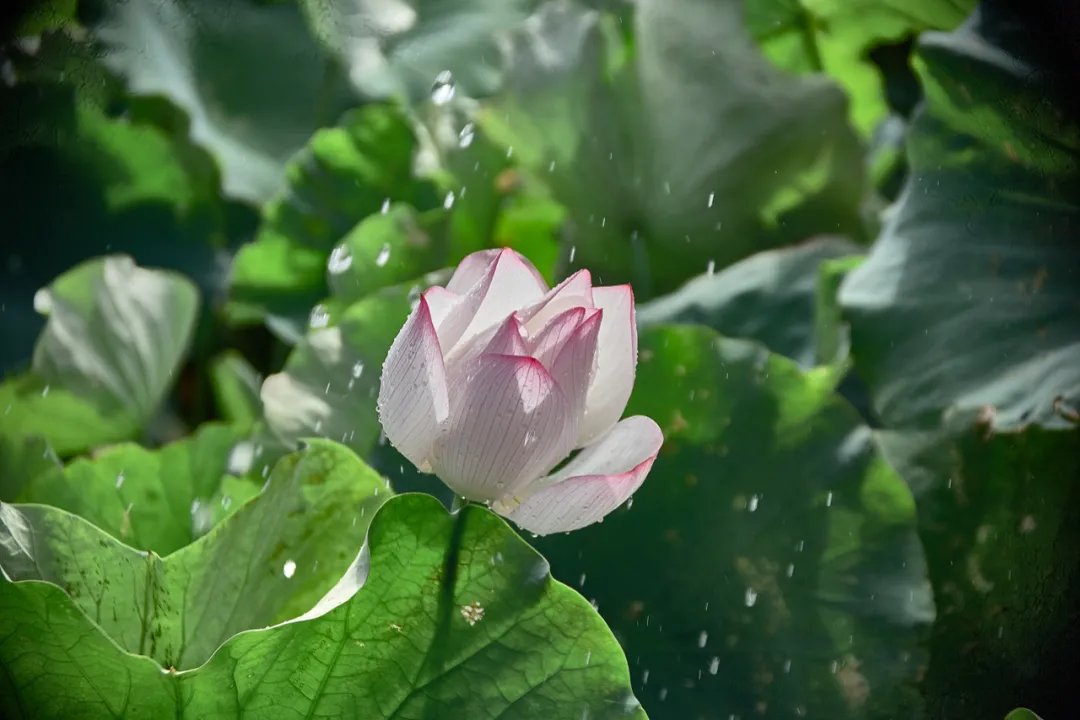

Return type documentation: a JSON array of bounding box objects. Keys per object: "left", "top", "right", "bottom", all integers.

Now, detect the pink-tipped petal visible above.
[
  {"left": 433, "top": 354, "right": 576, "bottom": 502},
  {"left": 446, "top": 249, "right": 501, "bottom": 293},
  {"left": 549, "top": 309, "right": 602, "bottom": 424},
  {"left": 520, "top": 269, "right": 594, "bottom": 335},
  {"left": 378, "top": 296, "right": 450, "bottom": 472},
  {"left": 529, "top": 307, "right": 586, "bottom": 370},
  {"left": 437, "top": 249, "right": 548, "bottom": 355},
  {"left": 504, "top": 416, "right": 663, "bottom": 535},
  {"left": 577, "top": 285, "right": 637, "bottom": 446}
]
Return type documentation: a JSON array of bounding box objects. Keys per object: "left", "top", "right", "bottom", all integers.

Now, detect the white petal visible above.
[
  {"left": 436, "top": 249, "right": 548, "bottom": 356},
  {"left": 504, "top": 416, "right": 663, "bottom": 535},
  {"left": 432, "top": 354, "right": 575, "bottom": 502},
  {"left": 577, "top": 285, "right": 637, "bottom": 446},
  {"left": 519, "top": 269, "right": 594, "bottom": 335},
  {"left": 423, "top": 286, "right": 459, "bottom": 330},
  {"left": 528, "top": 307, "right": 586, "bottom": 370},
  {"left": 549, "top": 309, "right": 602, "bottom": 424},
  {"left": 377, "top": 295, "right": 449, "bottom": 471}
]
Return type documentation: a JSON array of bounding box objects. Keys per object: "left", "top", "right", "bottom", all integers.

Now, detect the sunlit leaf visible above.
[
  {"left": 1, "top": 440, "right": 388, "bottom": 670},
  {"left": 1, "top": 493, "right": 643, "bottom": 718},
  {"left": 0, "top": 256, "right": 198, "bottom": 455}
]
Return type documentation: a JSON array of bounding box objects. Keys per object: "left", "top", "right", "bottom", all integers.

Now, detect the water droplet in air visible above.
[
  {"left": 744, "top": 588, "right": 758, "bottom": 607},
  {"left": 375, "top": 244, "right": 392, "bottom": 267},
  {"left": 706, "top": 259, "right": 716, "bottom": 276},
  {"left": 708, "top": 657, "right": 720, "bottom": 675},
  {"left": 283, "top": 560, "right": 297, "bottom": 579},
  {"left": 825, "top": 491, "right": 834, "bottom": 507},
  {"left": 579, "top": 573, "right": 587, "bottom": 587},
  {"left": 431, "top": 70, "right": 456, "bottom": 105},
  {"left": 443, "top": 191, "right": 456, "bottom": 209},
  {"left": 569, "top": 245, "right": 577, "bottom": 263},
  {"left": 351, "top": 361, "right": 365, "bottom": 379},
  {"left": 380, "top": 198, "right": 390, "bottom": 214},
  {"left": 221, "top": 495, "right": 232, "bottom": 510},
  {"left": 698, "top": 631, "right": 708, "bottom": 648},
  {"left": 327, "top": 244, "right": 353, "bottom": 274},
  {"left": 748, "top": 494, "right": 759, "bottom": 512},
  {"left": 115, "top": 472, "right": 125, "bottom": 489},
  {"left": 41, "top": 384, "right": 50, "bottom": 398},
  {"left": 309, "top": 304, "right": 330, "bottom": 328},
  {"left": 458, "top": 122, "right": 475, "bottom": 148},
  {"left": 707, "top": 192, "right": 715, "bottom": 208},
  {"left": 227, "top": 442, "right": 255, "bottom": 475}
]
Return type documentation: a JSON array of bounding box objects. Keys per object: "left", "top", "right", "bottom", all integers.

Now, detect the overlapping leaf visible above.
[{"left": 839, "top": 5, "right": 1080, "bottom": 430}]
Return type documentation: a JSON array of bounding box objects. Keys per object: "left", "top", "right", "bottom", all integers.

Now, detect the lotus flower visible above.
[{"left": 378, "top": 248, "right": 663, "bottom": 535}]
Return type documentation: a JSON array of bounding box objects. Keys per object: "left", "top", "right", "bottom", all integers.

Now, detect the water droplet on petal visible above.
[{"left": 431, "top": 70, "right": 456, "bottom": 105}]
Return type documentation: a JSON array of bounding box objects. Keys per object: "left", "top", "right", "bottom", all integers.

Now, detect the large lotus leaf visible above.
[
  {"left": 16, "top": 422, "right": 254, "bottom": 555},
  {"left": 745, "top": 0, "right": 975, "bottom": 134},
  {"left": 1, "top": 493, "right": 644, "bottom": 719},
  {"left": 638, "top": 237, "right": 861, "bottom": 367},
  {"left": 86, "top": 0, "right": 356, "bottom": 203},
  {"left": 838, "top": 6, "right": 1080, "bottom": 431},
  {"left": 301, "top": 0, "right": 539, "bottom": 101},
  {"left": 0, "top": 256, "right": 198, "bottom": 455},
  {"left": 227, "top": 105, "right": 441, "bottom": 327},
  {"left": 483, "top": 0, "right": 866, "bottom": 298},
  {"left": 531, "top": 326, "right": 932, "bottom": 719},
  {"left": 0, "top": 440, "right": 388, "bottom": 671},
  {"left": 877, "top": 416, "right": 1080, "bottom": 719},
  {"left": 0, "top": 436, "right": 60, "bottom": 503}
]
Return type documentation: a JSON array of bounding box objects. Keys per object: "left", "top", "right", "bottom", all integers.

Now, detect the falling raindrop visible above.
[
  {"left": 825, "top": 491, "right": 834, "bottom": 507},
  {"left": 708, "top": 657, "right": 720, "bottom": 675},
  {"left": 221, "top": 495, "right": 232, "bottom": 510},
  {"left": 375, "top": 244, "right": 392, "bottom": 267},
  {"left": 115, "top": 472, "right": 125, "bottom": 489},
  {"left": 458, "top": 122, "right": 475, "bottom": 148},
  {"left": 506, "top": 146, "right": 514, "bottom": 159},
  {"left": 443, "top": 191, "right": 456, "bottom": 209},
  {"left": 786, "top": 563, "right": 795, "bottom": 578},
  {"left": 380, "top": 197, "right": 390, "bottom": 214},
  {"left": 706, "top": 259, "right": 716, "bottom": 276},
  {"left": 579, "top": 573, "right": 587, "bottom": 588},
  {"left": 309, "top": 304, "right": 330, "bottom": 328},
  {"left": 697, "top": 630, "right": 708, "bottom": 648},
  {"left": 707, "top": 192, "right": 715, "bottom": 208},
  {"left": 227, "top": 442, "right": 255, "bottom": 475},
  {"left": 569, "top": 245, "right": 577, "bottom": 263},
  {"left": 748, "top": 494, "right": 760, "bottom": 512},
  {"left": 431, "top": 70, "right": 456, "bottom": 105},
  {"left": 351, "top": 361, "right": 365, "bottom": 379},
  {"left": 282, "top": 560, "right": 297, "bottom": 579},
  {"left": 744, "top": 588, "right": 758, "bottom": 607},
  {"left": 548, "top": 160, "right": 556, "bottom": 173},
  {"left": 327, "top": 244, "right": 353, "bottom": 274},
  {"left": 658, "top": 688, "right": 668, "bottom": 701},
  {"left": 41, "top": 384, "right": 50, "bottom": 398}
]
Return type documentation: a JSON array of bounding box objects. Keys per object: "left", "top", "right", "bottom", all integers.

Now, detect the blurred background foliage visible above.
[{"left": 1, "top": 0, "right": 1078, "bottom": 718}]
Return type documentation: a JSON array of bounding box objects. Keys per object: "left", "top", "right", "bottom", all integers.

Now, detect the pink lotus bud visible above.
[{"left": 378, "top": 248, "right": 663, "bottom": 535}]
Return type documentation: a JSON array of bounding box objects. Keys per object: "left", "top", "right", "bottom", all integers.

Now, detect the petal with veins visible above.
[
  {"left": 423, "top": 286, "right": 459, "bottom": 333},
  {"left": 529, "top": 307, "right": 586, "bottom": 370},
  {"left": 504, "top": 416, "right": 663, "bottom": 535},
  {"left": 377, "top": 296, "right": 449, "bottom": 471},
  {"left": 577, "top": 285, "right": 637, "bottom": 446},
  {"left": 549, "top": 309, "right": 602, "bottom": 425},
  {"left": 433, "top": 354, "right": 575, "bottom": 502}
]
